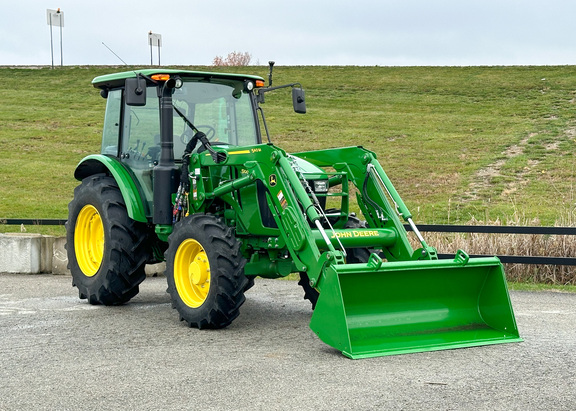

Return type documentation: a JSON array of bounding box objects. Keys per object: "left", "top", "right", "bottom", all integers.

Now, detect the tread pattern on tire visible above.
[
  {"left": 66, "top": 174, "right": 149, "bottom": 305},
  {"left": 165, "top": 214, "right": 248, "bottom": 329}
]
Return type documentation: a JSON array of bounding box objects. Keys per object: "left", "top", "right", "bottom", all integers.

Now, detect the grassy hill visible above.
[{"left": 1, "top": 65, "right": 576, "bottom": 235}]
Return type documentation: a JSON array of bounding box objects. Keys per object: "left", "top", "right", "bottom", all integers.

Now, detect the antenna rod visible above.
[{"left": 102, "top": 42, "right": 128, "bottom": 66}]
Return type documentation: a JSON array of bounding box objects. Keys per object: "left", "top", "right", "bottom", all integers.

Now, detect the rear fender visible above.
[{"left": 74, "top": 155, "right": 148, "bottom": 223}]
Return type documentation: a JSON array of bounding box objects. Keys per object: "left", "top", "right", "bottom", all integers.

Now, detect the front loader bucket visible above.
[{"left": 310, "top": 255, "right": 521, "bottom": 359}]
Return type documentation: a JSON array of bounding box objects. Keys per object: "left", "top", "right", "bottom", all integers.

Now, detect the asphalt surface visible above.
[{"left": 0, "top": 273, "right": 575, "bottom": 411}]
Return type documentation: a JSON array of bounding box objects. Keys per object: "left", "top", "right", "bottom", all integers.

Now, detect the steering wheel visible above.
[{"left": 180, "top": 125, "right": 217, "bottom": 145}]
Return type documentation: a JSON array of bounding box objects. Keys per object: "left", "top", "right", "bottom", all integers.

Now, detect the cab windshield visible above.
[{"left": 172, "top": 80, "right": 259, "bottom": 158}]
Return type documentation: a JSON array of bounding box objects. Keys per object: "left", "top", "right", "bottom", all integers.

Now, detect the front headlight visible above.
[{"left": 313, "top": 180, "right": 329, "bottom": 193}]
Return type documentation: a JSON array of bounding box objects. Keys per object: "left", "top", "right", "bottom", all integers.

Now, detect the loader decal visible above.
[
  {"left": 277, "top": 190, "right": 287, "bottom": 208},
  {"left": 276, "top": 190, "right": 288, "bottom": 208},
  {"left": 331, "top": 230, "right": 380, "bottom": 238}
]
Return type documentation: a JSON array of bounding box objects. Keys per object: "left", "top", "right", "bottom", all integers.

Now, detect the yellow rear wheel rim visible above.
[
  {"left": 74, "top": 205, "right": 104, "bottom": 277},
  {"left": 174, "top": 239, "right": 211, "bottom": 308}
]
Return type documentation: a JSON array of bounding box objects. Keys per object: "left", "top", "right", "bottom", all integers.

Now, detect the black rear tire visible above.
[
  {"left": 66, "top": 174, "right": 149, "bottom": 305},
  {"left": 165, "top": 214, "right": 248, "bottom": 329}
]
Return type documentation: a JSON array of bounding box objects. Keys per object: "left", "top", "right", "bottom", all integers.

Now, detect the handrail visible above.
[
  {"left": 1, "top": 218, "right": 67, "bottom": 226},
  {"left": 407, "top": 224, "right": 576, "bottom": 236}
]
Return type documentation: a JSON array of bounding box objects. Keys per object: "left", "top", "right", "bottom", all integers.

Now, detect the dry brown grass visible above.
[{"left": 416, "top": 216, "right": 576, "bottom": 285}]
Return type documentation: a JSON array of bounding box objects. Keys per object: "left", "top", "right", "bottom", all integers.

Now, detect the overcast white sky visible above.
[{"left": 2, "top": 0, "right": 576, "bottom": 66}]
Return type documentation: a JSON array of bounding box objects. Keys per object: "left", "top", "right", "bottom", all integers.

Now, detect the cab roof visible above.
[{"left": 92, "top": 69, "right": 264, "bottom": 90}]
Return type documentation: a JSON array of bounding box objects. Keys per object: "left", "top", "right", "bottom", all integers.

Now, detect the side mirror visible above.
[
  {"left": 292, "top": 87, "right": 306, "bottom": 114},
  {"left": 125, "top": 77, "right": 147, "bottom": 106}
]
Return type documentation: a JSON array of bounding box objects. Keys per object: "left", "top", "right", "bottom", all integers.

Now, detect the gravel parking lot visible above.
[{"left": 0, "top": 273, "right": 574, "bottom": 410}]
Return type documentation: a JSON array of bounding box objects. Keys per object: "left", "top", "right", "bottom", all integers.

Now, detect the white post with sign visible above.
[
  {"left": 148, "top": 32, "right": 162, "bottom": 66},
  {"left": 46, "top": 8, "right": 64, "bottom": 68}
]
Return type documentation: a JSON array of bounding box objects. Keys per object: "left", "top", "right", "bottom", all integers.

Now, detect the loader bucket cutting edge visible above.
[{"left": 309, "top": 257, "right": 522, "bottom": 359}]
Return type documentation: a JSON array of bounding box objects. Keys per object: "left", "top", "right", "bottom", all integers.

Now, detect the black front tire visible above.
[{"left": 165, "top": 214, "right": 248, "bottom": 329}]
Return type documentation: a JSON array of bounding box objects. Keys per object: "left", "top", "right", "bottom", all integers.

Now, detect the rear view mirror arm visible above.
[
  {"left": 259, "top": 82, "right": 302, "bottom": 93},
  {"left": 257, "top": 82, "right": 306, "bottom": 114}
]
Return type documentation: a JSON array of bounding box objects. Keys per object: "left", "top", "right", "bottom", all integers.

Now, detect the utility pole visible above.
[{"left": 46, "top": 8, "right": 64, "bottom": 68}]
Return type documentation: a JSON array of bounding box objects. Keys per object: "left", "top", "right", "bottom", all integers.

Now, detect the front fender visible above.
[{"left": 74, "top": 155, "right": 148, "bottom": 223}]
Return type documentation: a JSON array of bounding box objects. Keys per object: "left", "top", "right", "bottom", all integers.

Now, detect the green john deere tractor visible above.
[{"left": 66, "top": 63, "right": 521, "bottom": 358}]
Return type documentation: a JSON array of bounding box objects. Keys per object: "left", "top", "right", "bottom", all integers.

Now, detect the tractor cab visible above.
[
  {"left": 91, "top": 68, "right": 306, "bottom": 219},
  {"left": 102, "top": 74, "right": 261, "bottom": 161},
  {"left": 93, "top": 70, "right": 257, "bottom": 217}
]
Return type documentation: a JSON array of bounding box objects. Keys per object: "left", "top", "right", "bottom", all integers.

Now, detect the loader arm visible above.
[
  {"left": 292, "top": 146, "right": 521, "bottom": 359},
  {"left": 187, "top": 143, "right": 340, "bottom": 286},
  {"left": 293, "top": 146, "right": 437, "bottom": 261},
  {"left": 186, "top": 143, "right": 521, "bottom": 359}
]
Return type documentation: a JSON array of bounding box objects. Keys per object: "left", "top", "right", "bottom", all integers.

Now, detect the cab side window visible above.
[
  {"left": 121, "top": 86, "right": 160, "bottom": 165},
  {"left": 101, "top": 89, "right": 122, "bottom": 156}
]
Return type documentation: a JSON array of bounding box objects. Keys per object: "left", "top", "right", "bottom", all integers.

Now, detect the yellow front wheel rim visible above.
[
  {"left": 174, "top": 239, "right": 211, "bottom": 308},
  {"left": 74, "top": 205, "right": 104, "bottom": 277}
]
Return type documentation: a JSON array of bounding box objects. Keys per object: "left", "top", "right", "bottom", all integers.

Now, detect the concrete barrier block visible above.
[
  {"left": 146, "top": 262, "right": 165, "bottom": 276},
  {"left": 41, "top": 236, "right": 55, "bottom": 273},
  {"left": 52, "top": 236, "right": 70, "bottom": 275},
  {"left": 0, "top": 234, "right": 165, "bottom": 276},
  {"left": 0, "top": 233, "right": 43, "bottom": 273}
]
